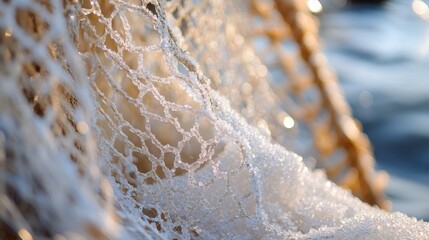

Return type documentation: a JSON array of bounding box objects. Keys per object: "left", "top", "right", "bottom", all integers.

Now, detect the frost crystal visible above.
[{"left": 0, "top": 0, "right": 427, "bottom": 239}]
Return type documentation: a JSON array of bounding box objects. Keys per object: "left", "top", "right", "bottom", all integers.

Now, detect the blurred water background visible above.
[{"left": 318, "top": 0, "right": 429, "bottom": 220}]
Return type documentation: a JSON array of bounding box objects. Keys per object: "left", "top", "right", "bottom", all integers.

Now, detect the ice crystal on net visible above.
[{"left": 0, "top": 0, "right": 428, "bottom": 239}]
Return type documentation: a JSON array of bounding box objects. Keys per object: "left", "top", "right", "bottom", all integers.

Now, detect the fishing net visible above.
[{"left": 0, "top": 0, "right": 427, "bottom": 239}]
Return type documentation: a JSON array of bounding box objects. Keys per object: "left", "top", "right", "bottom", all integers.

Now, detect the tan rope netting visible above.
[{"left": 0, "top": 0, "right": 427, "bottom": 239}]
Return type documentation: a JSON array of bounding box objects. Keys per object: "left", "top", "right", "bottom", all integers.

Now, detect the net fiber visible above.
[{"left": 0, "top": 0, "right": 427, "bottom": 239}]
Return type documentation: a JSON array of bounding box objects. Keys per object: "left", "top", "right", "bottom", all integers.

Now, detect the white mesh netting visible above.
[{"left": 0, "top": 0, "right": 428, "bottom": 239}]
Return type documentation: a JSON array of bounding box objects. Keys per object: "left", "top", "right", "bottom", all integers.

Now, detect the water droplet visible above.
[
  {"left": 283, "top": 116, "right": 295, "bottom": 129},
  {"left": 413, "top": 0, "right": 429, "bottom": 18},
  {"left": 307, "top": 0, "right": 323, "bottom": 14}
]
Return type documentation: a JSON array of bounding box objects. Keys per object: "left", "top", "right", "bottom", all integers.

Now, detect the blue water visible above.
[{"left": 320, "top": 1, "right": 429, "bottom": 220}]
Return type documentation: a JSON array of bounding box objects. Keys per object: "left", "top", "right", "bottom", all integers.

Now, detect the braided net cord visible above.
[{"left": 0, "top": 0, "right": 427, "bottom": 239}]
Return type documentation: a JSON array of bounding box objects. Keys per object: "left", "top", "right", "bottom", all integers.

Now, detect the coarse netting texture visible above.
[{"left": 0, "top": 0, "right": 427, "bottom": 239}]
